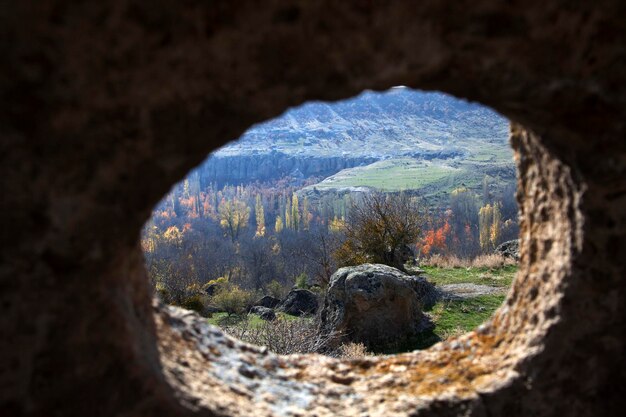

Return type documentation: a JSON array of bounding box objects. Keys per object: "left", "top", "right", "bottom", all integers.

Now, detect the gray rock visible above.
[
  {"left": 319, "top": 264, "right": 437, "bottom": 349},
  {"left": 255, "top": 295, "right": 281, "bottom": 309},
  {"left": 204, "top": 283, "right": 219, "bottom": 296},
  {"left": 278, "top": 289, "right": 318, "bottom": 316},
  {"left": 249, "top": 306, "right": 276, "bottom": 321},
  {"left": 496, "top": 239, "right": 520, "bottom": 261}
]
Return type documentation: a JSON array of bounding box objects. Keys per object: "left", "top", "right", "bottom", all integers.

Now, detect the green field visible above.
[
  {"left": 465, "top": 144, "right": 514, "bottom": 164},
  {"left": 310, "top": 158, "right": 460, "bottom": 191},
  {"left": 422, "top": 265, "right": 517, "bottom": 287},
  {"left": 429, "top": 294, "right": 506, "bottom": 340},
  {"left": 303, "top": 153, "right": 516, "bottom": 200}
]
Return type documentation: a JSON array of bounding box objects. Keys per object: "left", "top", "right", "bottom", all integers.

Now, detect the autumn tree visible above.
[
  {"left": 218, "top": 198, "right": 250, "bottom": 242},
  {"left": 419, "top": 219, "right": 451, "bottom": 257},
  {"left": 329, "top": 216, "right": 346, "bottom": 232},
  {"left": 334, "top": 193, "right": 422, "bottom": 270},
  {"left": 478, "top": 202, "right": 502, "bottom": 251},
  {"left": 285, "top": 197, "right": 292, "bottom": 230},
  {"left": 298, "top": 228, "right": 342, "bottom": 287},
  {"left": 449, "top": 187, "right": 480, "bottom": 257},
  {"left": 274, "top": 215, "right": 284, "bottom": 233},
  {"left": 302, "top": 196, "right": 311, "bottom": 231},
  {"left": 291, "top": 193, "right": 300, "bottom": 231},
  {"left": 254, "top": 194, "right": 265, "bottom": 237}
]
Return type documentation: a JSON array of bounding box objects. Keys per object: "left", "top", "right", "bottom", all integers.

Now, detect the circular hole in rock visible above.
[{"left": 142, "top": 88, "right": 555, "bottom": 415}]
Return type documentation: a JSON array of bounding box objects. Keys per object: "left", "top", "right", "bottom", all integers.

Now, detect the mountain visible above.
[{"left": 193, "top": 87, "right": 513, "bottom": 192}]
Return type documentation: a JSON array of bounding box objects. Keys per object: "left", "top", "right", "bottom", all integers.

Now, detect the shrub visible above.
[
  {"left": 212, "top": 285, "right": 254, "bottom": 316},
  {"left": 207, "top": 276, "right": 228, "bottom": 286},
  {"left": 265, "top": 279, "right": 287, "bottom": 299},
  {"left": 294, "top": 272, "right": 308, "bottom": 289},
  {"left": 334, "top": 193, "right": 422, "bottom": 269},
  {"left": 471, "top": 254, "right": 516, "bottom": 268},
  {"left": 421, "top": 254, "right": 515, "bottom": 269},
  {"left": 179, "top": 293, "right": 206, "bottom": 314},
  {"left": 154, "top": 281, "right": 172, "bottom": 303},
  {"left": 221, "top": 316, "right": 341, "bottom": 355},
  {"left": 338, "top": 342, "right": 372, "bottom": 359}
]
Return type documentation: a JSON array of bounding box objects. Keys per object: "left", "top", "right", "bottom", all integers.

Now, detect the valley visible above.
[{"left": 193, "top": 87, "right": 513, "bottom": 201}]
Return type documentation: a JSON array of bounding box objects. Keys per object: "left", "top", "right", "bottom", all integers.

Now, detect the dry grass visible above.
[
  {"left": 221, "top": 316, "right": 341, "bottom": 355},
  {"left": 338, "top": 342, "right": 372, "bottom": 359},
  {"left": 421, "top": 254, "right": 516, "bottom": 269},
  {"left": 220, "top": 316, "right": 371, "bottom": 357}
]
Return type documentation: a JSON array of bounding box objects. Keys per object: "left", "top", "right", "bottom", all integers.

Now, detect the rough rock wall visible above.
[{"left": 1, "top": 1, "right": 625, "bottom": 416}]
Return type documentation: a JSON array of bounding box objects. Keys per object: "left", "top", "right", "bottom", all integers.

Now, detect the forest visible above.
[{"left": 142, "top": 172, "right": 518, "bottom": 308}]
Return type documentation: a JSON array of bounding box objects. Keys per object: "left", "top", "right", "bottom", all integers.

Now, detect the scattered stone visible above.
[
  {"left": 496, "top": 239, "right": 520, "bottom": 261},
  {"left": 249, "top": 306, "right": 276, "bottom": 321},
  {"left": 278, "top": 289, "right": 318, "bottom": 316},
  {"left": 319, "top": 264, "right": 437, "bottom": 349},
  {"left": 255, "top": 295, "right": 281, "bottom": 309}
]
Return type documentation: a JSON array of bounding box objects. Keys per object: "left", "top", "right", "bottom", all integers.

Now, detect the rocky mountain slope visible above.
[{"left": 194, "top": 87, "right": 512, "bottom": 189}]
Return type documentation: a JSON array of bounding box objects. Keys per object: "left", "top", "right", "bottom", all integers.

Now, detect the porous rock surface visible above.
[
  {"left": 2, "top": 1, "right": 625, "bottom": 417},
  {"left": 319, "top": 264, "right": 436, "bottom": 349}
]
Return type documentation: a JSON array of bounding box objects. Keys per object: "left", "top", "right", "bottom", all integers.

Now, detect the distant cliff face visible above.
[
  {"left": 197, "top": 153, "right": 378, "bottom": 186},
  {"left": 214, "top": 87, "right": 508, "bottom": 158}
]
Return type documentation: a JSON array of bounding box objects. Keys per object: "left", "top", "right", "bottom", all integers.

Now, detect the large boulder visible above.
[
  {"left": 254, "top": 295, "right": 281, "bottom": 309},
  {"left": 319, "top": 264, "right": 437, "bottom": 349},
  {"left": 496, "top": 239, "right": 520, "bottom": 261},
  {"left": 278, "top": 289, "right": 318, "bottom": 316},
  {"left": 249, "top": 306, "right": 276, "bottom": 321}
]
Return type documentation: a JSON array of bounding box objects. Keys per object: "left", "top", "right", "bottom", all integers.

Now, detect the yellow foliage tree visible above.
[
  {"left": 218, "top": 198, "right": 250, "bottom": 242},
  {"left": 302, "top": 196, "right": 311, "bottom": 231},
  {"left": 284, "top": 198, "right": 292, "bottom": 229},
  {"left": 291, "top": 193, "right": 300, "bottom": 231},
  {"left": 478, "top": 202, "right": 502, "bottom": 251},
  {"left": 254, "top": 194, "right": 265, "bottom": 237},
  {"left": 490, "top": 202, "right": 502, "bottom": 248},
  {"left": 274, "top": 215, "right": 284, "bottom": 233},
  {"left": 329, "top": 216, "right": 346, "bottom": 232},
  {"left": 163, "top": 225, "right": 183, "bottom": 247},
  {"left": 285, "top": 209, "right": 291, "bottom": 231}
]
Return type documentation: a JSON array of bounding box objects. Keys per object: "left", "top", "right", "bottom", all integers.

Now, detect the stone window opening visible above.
[
  {"left": 146, "top": 94, "right": 568, "bottom": 416},
  {"left": 4, "top": 3, "right": 623, "bottom": 416},
  {"left": 145, "top": 87, "right": 519, "bottom": 360}
]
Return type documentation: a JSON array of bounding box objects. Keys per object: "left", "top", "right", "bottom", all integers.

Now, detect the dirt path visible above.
[{"left": 439, "top": 283, "right": 508, "bottom": 299}]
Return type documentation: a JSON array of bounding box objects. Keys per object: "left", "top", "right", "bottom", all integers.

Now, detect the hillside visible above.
[{"left": 193, "top": 87, "right": 513, "bottom": 189}]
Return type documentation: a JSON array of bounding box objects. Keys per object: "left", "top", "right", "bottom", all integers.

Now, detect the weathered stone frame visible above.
[{"left": 2, "top": 2, "right": 624, "bottom": 416}]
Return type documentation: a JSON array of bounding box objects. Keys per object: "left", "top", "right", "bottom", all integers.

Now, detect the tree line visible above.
[{"left": 142, "top": 176, "right": 518, "bottom": 305}]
